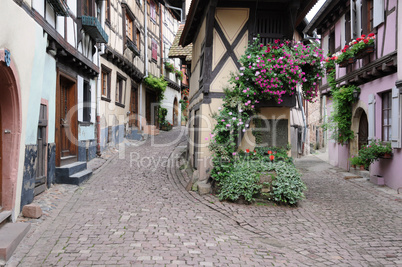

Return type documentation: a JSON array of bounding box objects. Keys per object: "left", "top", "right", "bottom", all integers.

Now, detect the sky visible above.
[{"left": 306, "top": 0, "right": 327, "bottom": 22}]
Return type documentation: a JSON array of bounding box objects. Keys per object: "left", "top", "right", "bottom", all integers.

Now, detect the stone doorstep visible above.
[
  {"left": 0, "top": 222, "right": 31, "bottom": 262},
  {"left": 342, "top": 172, "right": 363, "bottom": 180}
]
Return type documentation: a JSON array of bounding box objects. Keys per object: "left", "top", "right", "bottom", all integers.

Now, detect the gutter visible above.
[{"left": 140, "top": 0, "right": 149, "bottom": 130}]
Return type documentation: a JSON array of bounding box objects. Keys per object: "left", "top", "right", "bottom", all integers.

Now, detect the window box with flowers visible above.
[
  {"left": 164, "top": 61, "right": 175, "bottom": 72},
  {"left": 352, "top": 33, "right": 375, "bottom": 59},
  {"left": 334, "top": 46, "right": 355, "bottom": 68}
]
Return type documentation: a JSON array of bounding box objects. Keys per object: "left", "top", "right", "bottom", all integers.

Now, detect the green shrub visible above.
[
  {"left": 268, "top": 162, "right": 306, "bottom": 205},
  {"left": 217, "top": 161, "right": 262, "bottom": 203}
]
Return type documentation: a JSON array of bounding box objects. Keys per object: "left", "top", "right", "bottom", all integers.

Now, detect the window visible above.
[
  {"left": 115, "top": 74, "right": 126, "bottom": 107},
  {"left": 126, "top": 13, "right": 134, "bottom": 41},
  {"left": 367, "top": 0, "right": 374, "bottom": 33},
  {"left": 82, "top": 0, "right": 94, "bottom": 16},
  {"left": 254, "top": 10, "right": 284, "bottom": 44},
  {"left": 382, "top": 91, "right": 392, "bottom": 141},
  {"left": 101, "top": 66, "right": 111, "bottom": 100},
  {"left": 136, "top": 28, "right": 141, "bottom": 48},
  {"left": 151, "top": 38, "right": 158, "bottom": 61},
  {"left": 345, "top": 11, "right": 351, "bottom": 44},
  {"left": 150, "top": 0, "right": 157, "bottom": 21},
  {"left": 329, "top": 31, "right": 335, "bottom": 55},
  {"left": 105, "top": 0, "right": 111, "bottom": 22},
  {"left": 83, "top": 81, "right": 91, "bottom": 122}
]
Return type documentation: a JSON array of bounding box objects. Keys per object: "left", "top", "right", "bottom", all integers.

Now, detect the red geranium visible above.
[
  {"left": 269, "top": 155, "right": 275, "bottom": 161},
  {"left": 268, "top": 150, "right": 272, "bottom": 154},
  {"left": 246, "top": 149, "right": 250, "bottom": 153}
]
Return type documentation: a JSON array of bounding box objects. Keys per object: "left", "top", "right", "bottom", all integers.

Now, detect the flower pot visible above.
[
  {"left": 351, "top": 164, "right": 356, "bottom": 169},
  {"left": 338, "top": 60, "right": 349, "bottom": 68},
  {"left": 355, "top": 45, "right": 374, "bottom": 59},
  {"left": 347, "top": 57, "right": 356, "bottom": 64},
  {"left": 359, "top": 165, "right": 365, "bottom": 170},
  {"left": 381, "top": 152, "right": 392, "bottom": 159}
]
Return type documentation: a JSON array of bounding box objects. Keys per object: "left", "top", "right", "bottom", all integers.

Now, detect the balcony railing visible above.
[
  {"left": 47, "top": 0, "right": 69, "bottom": 16},
  {"left": 81, "top": 16, "right": 109, "bottom": 44}
]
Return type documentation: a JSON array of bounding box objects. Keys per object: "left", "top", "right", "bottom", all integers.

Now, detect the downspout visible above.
[
  {"left": 297, "top": 86, "right": 307, "bottom": 154},
  {"left": 140, "top": 0, "right": 149, "bottom": 130},
  {"left": 96, "top": 1, "right": 106, "bottom": 155}
]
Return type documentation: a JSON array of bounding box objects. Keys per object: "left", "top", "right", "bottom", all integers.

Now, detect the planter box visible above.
[
  {"left": 355, "top": 45, "right": 374, "bottom": 59},
  {"left": 255, "top": 93, "right": 296, "bottom": 108}
]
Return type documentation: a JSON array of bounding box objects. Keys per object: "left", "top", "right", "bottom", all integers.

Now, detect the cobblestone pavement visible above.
[{"left": 7, "top": 127, "right": 402, "bottom": 266}]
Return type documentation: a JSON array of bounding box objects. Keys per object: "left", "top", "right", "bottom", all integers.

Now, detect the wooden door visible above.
[
  {"left": 35, "top": 104, "right": 47, "bottom": 196},
  {"left": 146, "top": 91, "right": 158, "bottom": 125},
  {"left": 358, "top": 111, "right": 368, "bottom": 150},
  {"left": 56, "top": 73, "right": 77, "bottom": 166},
  {"left": 130, "top": 86, "right": 138, "bottom": 127},
  {"left": 0, "top": 107, "right": 2, "bottom": 209},
  {"left": 173, "top": 98, "right": 178, "bottom": 126}
]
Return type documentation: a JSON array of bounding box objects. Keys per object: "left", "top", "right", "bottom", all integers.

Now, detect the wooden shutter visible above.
[
  {"left": 355, "top": 0, "right": 362, "bottom": 37},
  {"left": 340, "top": 15, "right": 346, "bottom": 47},
  {"left": 368, "top": 93, "right": 375, "bottom": 141},
  {"left": 391, "top": 87, "right": 401, "bottom": 148},
  {"left": 152, "top": 39, "right": 157, "bottom": 61},
  {"left": 373, "top": 0, "right": 384, "bottom": 28}
]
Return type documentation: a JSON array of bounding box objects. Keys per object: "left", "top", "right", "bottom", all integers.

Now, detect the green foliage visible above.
[
  {"left": 358, "top": 140, "right": 392, "bottom": 168},
  {"left": 144, "top": 75, "right": 167, "bottom": 101},
  {"left": 175, "top": 69, "right": 183, "bottom": 80},
  {"left": 268, "top": 162, "right": 306, "bottom": 205},
  {"left": 323, "top": 85, "right": 359, "bottom": 144},
  {"left": 217, "top": 161, "right": 262, "bottom": 203},
  {"left": 349, "top": 155, "right": 364, "bottom": 166},
  {"left": 164, "top": 62, "right": 175, "bottom": 72}
]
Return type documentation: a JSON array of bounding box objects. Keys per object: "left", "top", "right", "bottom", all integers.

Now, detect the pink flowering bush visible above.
[{"left": 230, "top": 38, "right": 324, "bottom": 107}]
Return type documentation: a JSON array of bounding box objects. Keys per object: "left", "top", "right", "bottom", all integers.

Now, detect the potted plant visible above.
[{"left": 349, "top": 155, "right": 361, "bottom": 169}]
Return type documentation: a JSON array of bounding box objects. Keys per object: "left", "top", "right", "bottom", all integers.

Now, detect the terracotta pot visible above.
[
  {"left": 359, "top": 165, "right": 365, "bottom": 170},
  {"left": 382, "top": 153, "right": 392, "bottom": 159},
  {"left": 351, "top": 165, "right": 356, "bottom": 169}
]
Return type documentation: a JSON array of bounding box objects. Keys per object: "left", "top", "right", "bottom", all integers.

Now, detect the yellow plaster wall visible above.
[
  {"left": 191, "top": 17, "right": 206, "bottom": 73},
  {"left": 234, "top": 31, "right": 248, "bottom": 60},
  {"left": 210, "top": 57, "right": 238, "bottom": 92},
  {"left": 215, "top": 8, "right": 249, "bottom": 45},
  {"left": 212, "top": 29, "right": 226, "bottom": 71}
]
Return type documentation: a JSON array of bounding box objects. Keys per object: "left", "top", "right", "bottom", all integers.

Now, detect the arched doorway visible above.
[
  {"left": 0, "top": 49, "right": 22, "bottom": 211},
  {"left": 358, "top": 111, "right": 368, "bottom": 150},
  {"left": 173, "top": 97, "right": 179, "bottom": 127}
]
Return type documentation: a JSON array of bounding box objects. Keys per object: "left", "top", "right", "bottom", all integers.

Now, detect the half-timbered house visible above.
[
  {"left": 305, "top": 0, "right": 402, "bottom": 190},
  {"left": 180, "top": 0, "right": 319, "bottom": 183}
]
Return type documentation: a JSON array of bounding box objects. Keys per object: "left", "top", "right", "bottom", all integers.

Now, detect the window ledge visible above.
[
  {"left": 115, "top": 102, "right": 125, "bottom": 108},
  {"left": 101, "top": 96, "right": 111, "bottom": 102}
]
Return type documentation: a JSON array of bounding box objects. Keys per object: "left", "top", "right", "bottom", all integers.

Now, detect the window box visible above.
[
  {"left": 355, "top": 45, "right": 375, "bottom": 59},
  {"left": 81, "top": 15, "right": 109, "bottom": 43}
]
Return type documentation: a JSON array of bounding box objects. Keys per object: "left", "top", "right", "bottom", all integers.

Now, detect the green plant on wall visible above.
[{"left": 144, "top": 74, "right": 167, "bottom": 101}]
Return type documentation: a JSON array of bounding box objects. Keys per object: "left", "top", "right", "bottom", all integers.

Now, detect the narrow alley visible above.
[{"left": 6, "top": 128, "right": 402, "bottom": 266}]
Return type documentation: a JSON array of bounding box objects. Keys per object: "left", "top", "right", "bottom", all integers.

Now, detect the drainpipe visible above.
[
  {"left": 140, "top": 0, "right": 149, "bottom": 130},
  {"left": 96, "top": 1, "right": 106, "bottom": 155},
  {"left": 297, "top": 86, "right": 307, "bottom": 154}
]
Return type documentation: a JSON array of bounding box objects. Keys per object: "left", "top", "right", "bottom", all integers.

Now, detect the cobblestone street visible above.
[{"left": 7, "top": 127, "right": 402, "bottom": 266}]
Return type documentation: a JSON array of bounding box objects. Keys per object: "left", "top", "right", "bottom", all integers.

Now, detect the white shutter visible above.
[
  {"left": 391, "top": 87, "right": 401, "bottom": 148},
  {"left": 355, "top": 0, "right": 362, "bottom": 37},
  {"left": 341, "top": 14, "right": 346, "bottom": 46},
  {"left": 368, "top": 94, "right": 375, "bottom": 141},
  {"left": 351, "top": 0, "right": 356, "bottom": 39},
  {"left": 323, "top": 35, "right": 329, "bottom": 56},
  {"left": 77, "top": 75, "right": 84, "bottom": 122},
  {"left": 373, "top": 0, "right": 384, "bottom": 28}
]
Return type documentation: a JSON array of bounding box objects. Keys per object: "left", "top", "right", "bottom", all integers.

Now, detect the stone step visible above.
[
  {"left": 60, "top": 155, "right": 77, "bottom": 166},
  {"left": 68, "top": 169, "right": 93, "bottom": 185},
  {"left": 56, "top": 161, "right": 87, "bottom": 179},
  {"left": 0, "top": 222, "right": 30, "bottom": 262},
  {"left": 0, "top": 211, "right": 11, "bottom": 226}
]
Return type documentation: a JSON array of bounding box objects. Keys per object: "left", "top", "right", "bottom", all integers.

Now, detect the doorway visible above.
[
  {"left": 0, "top": 49, "right": 22, "bottom": 211},
  {"left": 173, "top": 97, "right": 179, "bottom": 126},
  {"left": 56, "top": 71, "right": 78, "bottom": 166},
  {"left": 130, "top": 85, "right": 138, "bottom": 127},
  {"left": 146, "top": 90, "right": 158, "bottom": 126},
  {"left": 358, "top": 111, "right": 368, "bottom": 150},
  {"left": 35, "top": 104, "right": 47, "bottom": 195}
]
